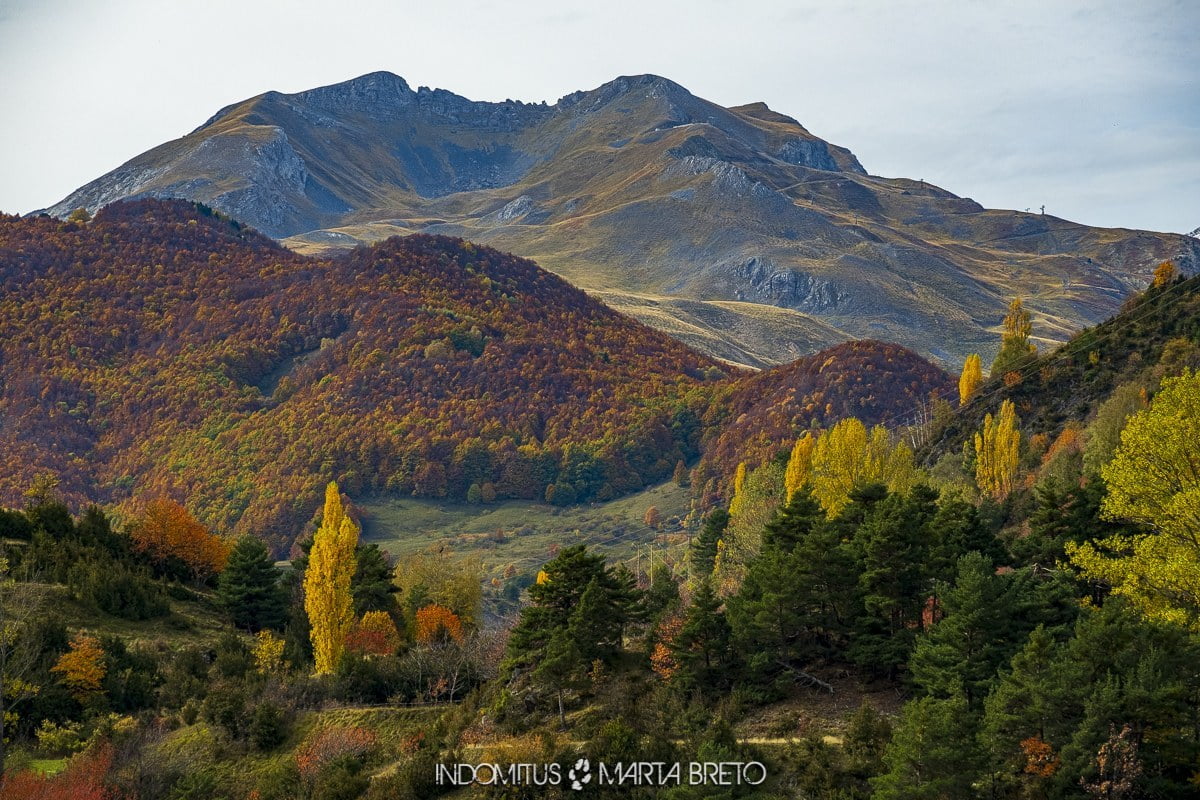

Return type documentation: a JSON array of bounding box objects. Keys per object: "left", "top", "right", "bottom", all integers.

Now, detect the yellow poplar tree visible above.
[
  {"left": 727, "top": 462, "right": 748, "bottom": 518},
  {"left": 1068, "top": 369, "right": 1200, "bottom": 630},
  {"left": 991, "top": 299, "right": 1038, "bottom": 376},
  {"left": 974, "top": 400, "right": 1020, "bottom": 500},
  {"left": 304, "top": 481, "right": 359, "bottom": 674},
  {"left": 809, "top": 418, "right": 916, "bottom": 516},
  {"left": 784, "top": 433, "right": 815, "bottom": 501},
  {"left": 959, "top": 353, "right": 983, "bottom": 406}
]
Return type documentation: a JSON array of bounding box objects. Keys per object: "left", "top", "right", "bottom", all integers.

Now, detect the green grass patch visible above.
[{"left": 359, "top": 479, "right": 693, "bottom": 585}]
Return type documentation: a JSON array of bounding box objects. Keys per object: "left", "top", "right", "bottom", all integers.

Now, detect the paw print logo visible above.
[{"left": 568, "top": 758, "right": 592, "bottom": 790}]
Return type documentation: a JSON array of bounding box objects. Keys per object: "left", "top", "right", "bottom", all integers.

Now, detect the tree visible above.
[
  {"left": 850, "top": 486, "right": 936, "bottom": 677},
  {"left": 910, "top": 553, "right": 1011, "bottom": 708},
  {"left": 690, "top": 509, "right": 728, "bottom": 578},
  {"left": 670, "top": 579, "right": 734, "bottom": 693},
  {"left": 1151, "top": 259, "right": 1178, "bottom": 289},
  {"left": 959, "top": 353, "right": 983, "bottom": 406},
  {"left": 810, "top": 418, "right": 917, "bottom": 517},
  {"left": 784, "top": 433, "right": 815, "bottom": 501},
  {"left": 304, "top": 482, "right": 360, "bottom": 674},
  {"left": 130, "top": 498, "right": 230, "bottom": 582},
  {"left": 727, "top": 462, "right": 749, "bottom": 518},
  {"left": 672, "top": 459, "right": 689, "bottom": 487},
  {"left": 253, "top": 629, "right": 287, "bottom": 675},
  {"left": 351, "top": 543, "right": 395, "bottom": 616},
  {"left": 534, "top": 628, "right": 584, "bottom": 727},
  {"left": 991, "top": 298, "right": 1038, "bottom": 376},
  {"left": 345, "top": 610, "right": 402, "bottom": 655},
  {"left": 394, "top": 552, "right": 481, "bottom": 630},
  {"left": 1069, "top": 370, "right": 1200, "bottom": 630},
  {"left": 762, "top": 487, "right": 823, "bottom": 553},
  {"left": 414, "top": 604, "right": 463, "bottom": 645},
  {"left": 975, "top": 400, "right": 1020, "bottom": 500},
  {"left": 872, "top": 695, "right": 982, "bottom": 800},
  {"left": 642, "top": 506, "right": 662, "bottom": 529},
  {"left": 51, "top": 632, "right": 106, "bottom": 702},
  {"left": 218, "top": 535, "right": 287, "bottom": 632},
  {"left": 569, "top": 577, "right": 623, "bottom": 663}
]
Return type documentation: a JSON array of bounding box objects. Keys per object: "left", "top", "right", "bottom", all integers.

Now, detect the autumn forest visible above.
[{"left": 1, "top": 198, "right": 1199, "bottom": 799}]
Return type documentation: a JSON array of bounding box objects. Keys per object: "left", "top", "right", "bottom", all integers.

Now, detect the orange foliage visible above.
[
  {"left": 345, "top": 610, "right": 402, "bottom": 656},
  {"left": 130, "top": 498, "right": 230, "bottom": 579},
  {"left": 1020, "top": 735, "right": 1061, "bottom": 777},
  {"left": 295, "top": 725, "right": 377, "bottom": 781},
  {"left": 650, "top": 613, "right": 684, "bottom": 680},
  {"left": 0, "top": 743, "right": 113, "bottom": 799},
  {"left": 0, "top": 200, "right": 726, "bottom": 553},
  {"left": 414, "top": 604, "right": 464, "bottom": 644},
  {"left": 697, "top": 340, "right": 953, "bottom": 497},
  {"left": 51, "top": 632, "right": 106, "bottom": 701}
]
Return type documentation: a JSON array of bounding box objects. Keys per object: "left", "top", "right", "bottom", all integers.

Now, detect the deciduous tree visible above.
[
  {"left": 958, "top": 353, "right": 983, "bottom": 406},
  {"left": 304, "top": 482, "right": 359, "bottom": 674}
]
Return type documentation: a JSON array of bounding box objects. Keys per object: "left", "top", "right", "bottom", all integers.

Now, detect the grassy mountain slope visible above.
[
  {"left": 43, "top": 73, "right": 1200, "bottom": 369},
  {"left": 0, "top": 200, "right": 948, "bottom": 552}
]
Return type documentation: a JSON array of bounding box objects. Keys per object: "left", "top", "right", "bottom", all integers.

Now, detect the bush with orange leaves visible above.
[
  {"left": 0, "top": 742, "right": 113, "bottom": 800},
  {"left": 1020, "top": 736, "right": 1061, "bottom": 777},
  {"left": 51, "top": 633, "right": 107, "bottom": 702},
  {"left": 414, "top": 604, "right": 464, "bottom": 645},
  {"left": 650, "top": 613, "right": 683, "bottom": 680},
  {"left": 345, "top": 610, "right": 402, "bottom": 656},
  {"left": 130, "top": 498, "right": 230, "bottom": 582},
  {"left": 295, "top": 725, "right": 377, "bottom": 781}
]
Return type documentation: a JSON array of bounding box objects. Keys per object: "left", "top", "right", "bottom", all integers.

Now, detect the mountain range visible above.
[{"left": 43, "top": 72, "right": 1200, "bottom": 368}]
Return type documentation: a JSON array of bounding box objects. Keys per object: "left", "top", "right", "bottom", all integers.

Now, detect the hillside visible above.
[
  {"left": 698, "top": 340, "right": 954, "bottom": 485},
  {"left": 42, "top": 72, "right": 1200, "bottom": 368},
  {"left": 921, "top": 271, "right": 1200, "bottom": 464},
  {"left": 0, "top": 200, "right": 949, "bottom": 553}
]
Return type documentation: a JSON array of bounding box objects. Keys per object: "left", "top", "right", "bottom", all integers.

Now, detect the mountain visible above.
[
  {"left": 0, "top": 200, "right": 949, "bottom": 551},
  {"left": 43, "top": 73, "right": 1200, "bottom": 369}
]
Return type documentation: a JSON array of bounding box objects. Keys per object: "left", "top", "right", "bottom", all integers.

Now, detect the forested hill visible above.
[
  {"left": 0, "top": 200, "right": 949, "bottom": 552},
  {"left": 0, "top": 200, "right": 729, "bottom": 552}
]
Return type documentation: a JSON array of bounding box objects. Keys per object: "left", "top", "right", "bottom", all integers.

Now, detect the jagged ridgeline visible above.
[
  {"left": 41, "top": 72, "right": 1200, "bottom": 368},
  {"left": 0, "top": 200, "right": 950, "bottom": 552}
]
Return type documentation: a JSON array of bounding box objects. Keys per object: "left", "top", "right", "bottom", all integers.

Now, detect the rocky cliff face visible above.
[{"left": 42, "top": 71, "right": 1200, "bottom": 368}]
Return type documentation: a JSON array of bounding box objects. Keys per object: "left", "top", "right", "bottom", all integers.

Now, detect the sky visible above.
[{"left": 1, "top": 0, "right": 1196, "bottom": 234}]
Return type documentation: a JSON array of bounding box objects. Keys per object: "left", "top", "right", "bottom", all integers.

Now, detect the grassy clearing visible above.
[{"left": 359, "top": 479, "right": 694, "bottom": 586}]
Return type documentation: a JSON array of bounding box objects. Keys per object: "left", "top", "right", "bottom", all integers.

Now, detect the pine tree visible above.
[
  {"left": 872, "top": 695, "right": 983, "bottom": 800},
  {"left": 218, "top": 535, "right": 287, "bottom": 632},
  {"left": 850, "top": 486, "right": 937, "bottom": 677},
  {"left": 981, "top": 625, "right": 1062, "bottom": 780},
  {"left": 910, "top": 553, "right": 1011, "bottom": 708},
  {"left": 534, "top": 628, "right": 584, "bottom": 727},
  {"left": 304, "top": 482, "right": 359, "bottom": 674},
  {"left": 352, "top": 543, "right": 395, "bottom": 616},
  {"left": 670, "top": 579, "right": 734, "bottom": 694},
  {"left": 690, "top": 509, "right": 728, "bottom": 577},
  {"left": 958, "top": 353, "right": 983, "bottom": 406},
  {"left": 991, "top": 298, "right": 1038, "bottom": 376},
  {"left": 975, "top": 400, "right": 1020, "bottom": 500},
  {"left": 762, "top": 486, "right": 823, "bottom": 553},
  {"left": 569, "top": 577, "right": 622, "bottom": 663}
]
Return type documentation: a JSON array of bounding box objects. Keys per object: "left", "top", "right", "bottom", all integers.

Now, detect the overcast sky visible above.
[{"left": 1, "top": 0, "right": 1196, "bottom": 233}]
